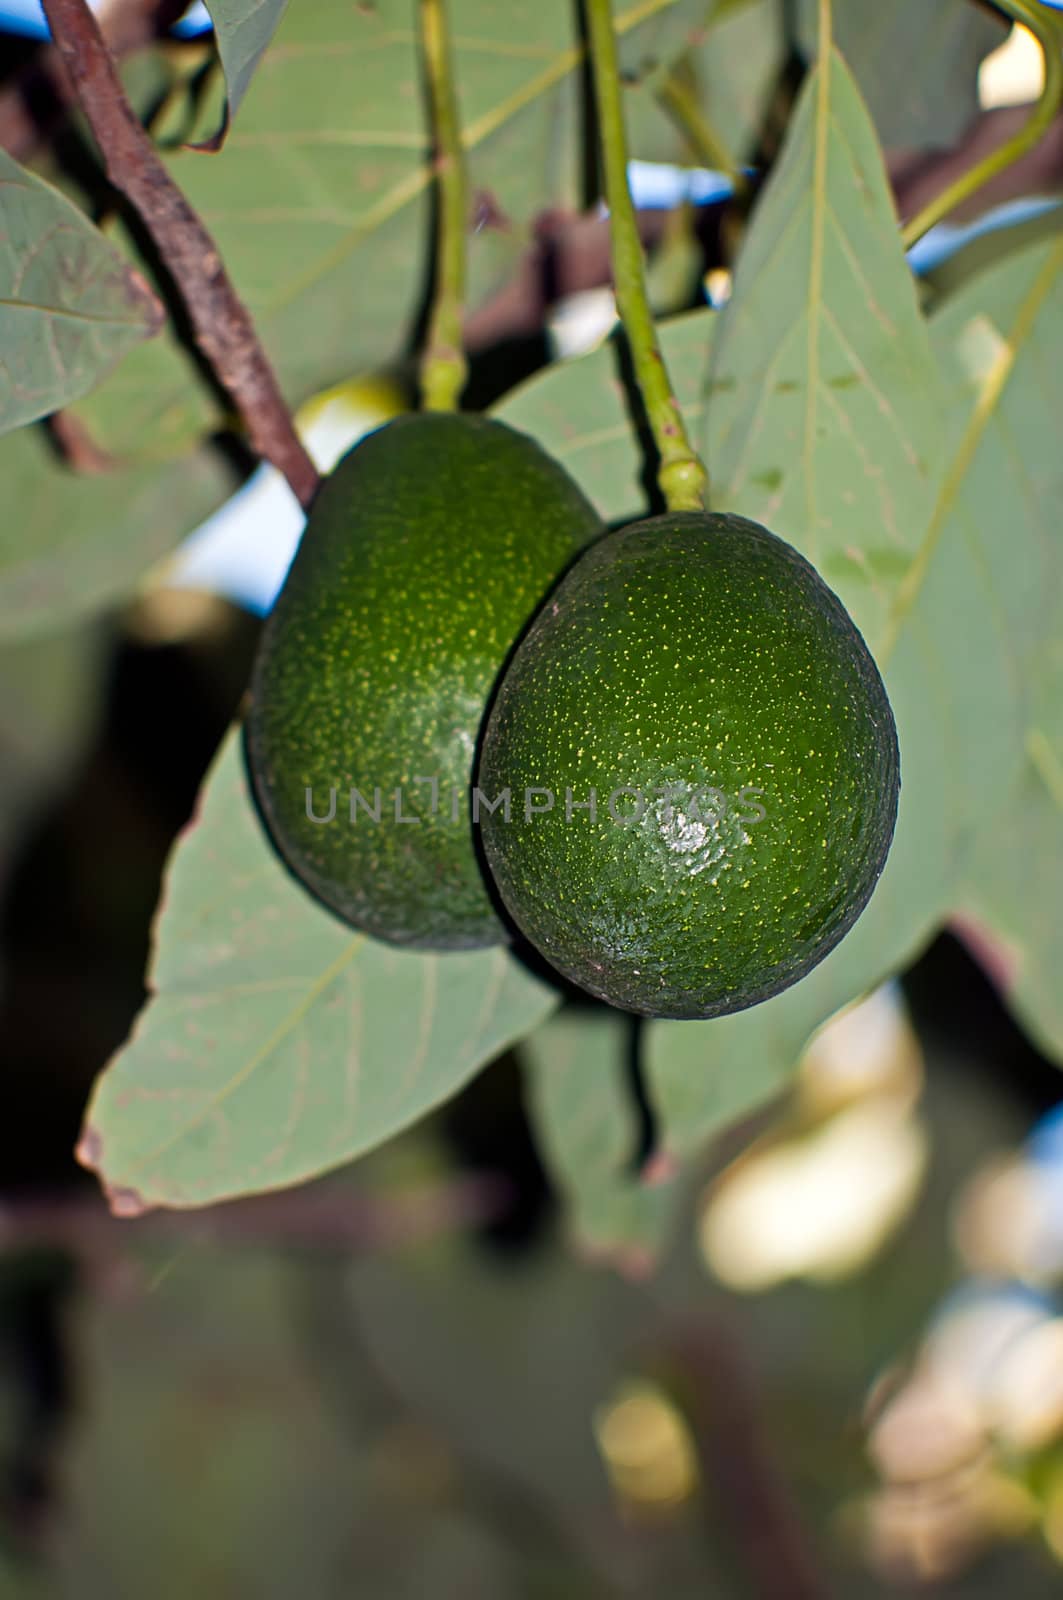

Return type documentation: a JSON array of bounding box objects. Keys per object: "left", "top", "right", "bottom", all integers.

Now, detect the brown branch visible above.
[
  {"left": 670, "top": 1317, "right": 831, "bottom": 1600},
  {"left": 0, "top": 1172, "right": 511, "bottom": 1261},
  {"left": 45, "top": 410, "right": 118, "bottom": 473},
  {"left": 40, "top": 0, "right": 321, "bottom": 511}
]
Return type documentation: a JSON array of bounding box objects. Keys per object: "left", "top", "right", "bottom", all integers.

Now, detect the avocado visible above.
[
  {"left": 246, "top": 411, "right": 602, "bottom": 948},
  {"left": 476, "top": 511, "right": 899, "bottom": 1017}
]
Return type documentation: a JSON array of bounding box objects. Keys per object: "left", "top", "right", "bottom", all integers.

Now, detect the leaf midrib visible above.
[{"left": 0, "top": 296, "right": 152, "bottom": 328}]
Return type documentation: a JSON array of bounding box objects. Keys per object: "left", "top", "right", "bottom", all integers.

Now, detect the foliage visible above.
[
  {"left": 78, "top": 731, "right": 556, "bottom": 1211},
  {"left": 0, "top": 0, "right": 1059, "bottom": 1267},
  {"left": 197, "top": 0, "right": 291, "bottom": 147},
  {"left": 795, "top": 0, "right": 1007, "bottom": 148},
  {"left": 0, "top": 149, "right": 161, "bottom": 434},
  {"left": 0, "top": 0, "right": 713, "bottom": 634}
]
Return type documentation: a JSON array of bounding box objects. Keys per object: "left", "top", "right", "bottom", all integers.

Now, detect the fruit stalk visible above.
[
  {"left": 901, "top": 0, "right": 1063, "bottom": 248},
  {"left": 419, "top": 0, "right": 469, "bottom": 412},
  {"left": 584, "top": 0, "right": 709, "bottom": 513},
  {"left": 39, "top": 0, "right": 320, "bottom": 510}
]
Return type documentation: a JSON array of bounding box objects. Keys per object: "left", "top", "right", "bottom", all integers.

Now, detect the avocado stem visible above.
[
  {"left": 584, "top": 0, "right": 709, "bottom": 514},
  {"left": 418, "top": 0, "right": 469, "bottom": 413},
  {"left": 901, "top": 0, "right": 1063, "bottom": 250}
]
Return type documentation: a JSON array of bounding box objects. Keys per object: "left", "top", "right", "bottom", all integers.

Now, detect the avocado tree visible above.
[{"left": 0, "top": 0, "right": 1060, "bottom": 1273}]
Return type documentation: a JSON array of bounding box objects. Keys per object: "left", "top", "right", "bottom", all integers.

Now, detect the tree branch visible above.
[
  {"left": 45, "top": 411, "right": 118, "bottom": 473},
  {"left": 40, "top": 0, "right": 320, "bottom": 511},
  {"left": 0, "top": 1172, "right": 511, "bottom": 1261},
  {"left": 671, "top": 1317, "right": 830, "bottom": 1600}
]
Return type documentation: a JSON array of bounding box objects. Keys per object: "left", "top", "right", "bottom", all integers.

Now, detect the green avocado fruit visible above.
[
  {"left": 246, "top": 411, "right": 602, "bottom": 948},
  {"left": 476, "top": 511, "right": 899, "bottom": 1018}
]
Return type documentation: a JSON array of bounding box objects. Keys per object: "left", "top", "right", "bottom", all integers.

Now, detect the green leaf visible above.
[
  {"left": 935, "top": 238, "right": 1063, "bottom": 1063},
  {"left": 879, "top": 236, "right": 1063, "bottom": 827},
  {"left": 521, "top": 1010, "right": 679, "bottom": 1269},
  {"left": 702, "top": 44, "right": 944, "bottom": 645},
  {"left": 643, "top": 1003, "right": 792, "bottom": 1156},
  {"left": 492, "top": 61, "right": 1060, "bottom": 1197},
  {"left": 795, "top": 0, "right": 1006, "bottom": 150},
  {"left": 0, "top": 421, "right": 237, "bottom": 642},
  {"left": 494, "top": 307, "right": 714, "bottom": 520},
  {"left": 198, "top": 0, "right": 291, "bottom": 149},
  {"left": 684, "top": 43, "right": 961, "bottom": 1091},
  {"left": 921, "top": 206, "right": 1063, "bottom": 311},
  {"left": 0, "top": 149, "right": 162, "bottom": 434},
  {"left": 691, "top": 0, "right": 783, "bottom": 160},
  {"left": 78, "top": 728, "right": 558, "bottom": 1212},
  {"left": 677, "top": 0, "right": 784, "bottom": 164},
  {"left": 649, "top": 233, "right": 1063, "bottom": 1158},
  {"left": 489, "top": 169, "right": 946, "bottom": 1158}
]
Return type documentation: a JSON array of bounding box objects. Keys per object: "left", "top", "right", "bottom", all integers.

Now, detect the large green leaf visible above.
[
  {"left": 78, "top": 729, "right": 558, "bottom": 1212},
  {"left": 634, "top": 49, "right": 955, "bottom": 1161},
  {"left": 795, "top": 0, "right": 1006, "bottom": 150},
  {"left": 686, "top": 0, "right": 783, "bottom": 162},
  {"left": 495, "top": 31, "right": 955, "bottom": 1167},
  {"left": 520, "top": 1010, "right": 679, "bottom": 1268},
  {"left": 702, "top": 44, "right": 944, "bottom": 645},
  {"left": 498, "top": 99, "right": 1059, "bottom": 1207},
  {"left": 879, "top": 236, "right": 1062, "bottom": 829},
  {"left": 650, "top": 233, "right": 1063, "bottom": 1156},
  {"left": 199, "top": 0, "right": 291, "bottom": 147},
  {"left": 939, "top": 240, "right": 1063, "bottom": 1063},
  {"left": 499, "top": 30, "right": 1060, "bottom": 1176},
  {"left": 0, "top": 149, "right": 162, "bottom": 434}
]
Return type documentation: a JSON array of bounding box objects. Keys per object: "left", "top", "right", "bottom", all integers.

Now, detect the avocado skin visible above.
[
  {"left": 477, "top": 511, "right": 900, "bottom": 1017},
  {"left": 246, "top": 411, "right": 602, "bottom": 949}
]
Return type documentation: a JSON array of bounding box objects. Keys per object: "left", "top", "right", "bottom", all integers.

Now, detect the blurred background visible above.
[{"left": 2, "top": 4, "right": 1063, "bottom": 1596}]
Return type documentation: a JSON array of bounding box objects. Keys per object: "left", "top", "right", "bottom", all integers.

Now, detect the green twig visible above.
[
  {"left": 902, "top": 0, "right": 1063, "bottom": 248},
  {"left": 585, "top": 0, "right": 708, "bottom": 513},
  {"left": 652, "top": 67, "right": 746, "bottom": 197},
  {"left": 419, "top": 0, "right": 468, "bottom": 412}
]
